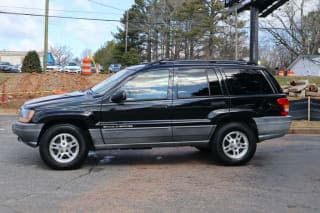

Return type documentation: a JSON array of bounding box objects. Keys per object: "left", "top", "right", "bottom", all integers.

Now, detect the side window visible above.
[
  {"left": 176, "top": 68, "right": 210, "bottom": 98},
  {"left": 121, "top": 69, "right": 169, "bottom": 101},
  {"left": 225, "top": 69, "right": 273, "bottom": 95}
]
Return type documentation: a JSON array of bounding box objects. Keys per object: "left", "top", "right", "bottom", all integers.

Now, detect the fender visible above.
[
  {"left": 208, "top": 108, "right": 257, "bottom": 125},
  {"left": 33, "top": 110, "right": 98, "bottom": 129}
]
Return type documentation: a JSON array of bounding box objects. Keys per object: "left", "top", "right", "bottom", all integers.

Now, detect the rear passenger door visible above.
[{"left": 171, "top": 66, "right": 228, "bottom": 142}]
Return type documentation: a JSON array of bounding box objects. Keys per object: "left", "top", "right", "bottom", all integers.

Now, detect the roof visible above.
[{"left": 287, "top": 55, "right": 320, "bottom": 70}]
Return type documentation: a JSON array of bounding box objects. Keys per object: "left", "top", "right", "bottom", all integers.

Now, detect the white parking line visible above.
[{"left": 0, "top": 128, "right": 5, "bottom": 131}]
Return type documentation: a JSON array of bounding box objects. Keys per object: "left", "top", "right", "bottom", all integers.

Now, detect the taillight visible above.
[{"left": 277, "top": 98, "right": 289, "bottom": 116}]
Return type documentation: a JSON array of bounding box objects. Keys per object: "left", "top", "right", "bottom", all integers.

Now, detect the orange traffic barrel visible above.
[
  {"left": 278, "top": 69, "right": 284, "bottom": 76},
  {"left": 81, "top": 58, "right": 91, "bottom": 75},
  {"left": 287, "top": 70, "right": 294, "bottom": 76}
]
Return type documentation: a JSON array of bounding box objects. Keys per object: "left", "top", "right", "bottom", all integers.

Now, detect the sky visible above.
[
  {"left": 0, "top": 0, "right": 135, "bottom": 57},
  {"left": 0, "top": 0, "right": 318, "bottom": 59}
]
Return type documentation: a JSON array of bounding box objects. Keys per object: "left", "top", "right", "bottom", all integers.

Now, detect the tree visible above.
[
  {"left": 22, "top": 51, "right": 42, "bottom": 73},
  {"left": 49, "top": 45, "right": 73, "bottom": 66},
  {"left": 102, "top": 0, "right": 248, "bottom": 64},
  {"left": 264, "top": 0, "right": 320, "bottom": 57},
  {"left": 94, "top": 41, "right": 117, "bottom": 69}
]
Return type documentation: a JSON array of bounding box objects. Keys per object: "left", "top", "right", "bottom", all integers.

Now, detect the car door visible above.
[
  {"left": 171, "top": 66, "right": 228, "bottom": 142},
  {"left": 99, "top": 67, "right": 173, "bottom": 146}
]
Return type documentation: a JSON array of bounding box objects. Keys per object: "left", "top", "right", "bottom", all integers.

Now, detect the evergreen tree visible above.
[{"left": 22, "top": 51, "right": 42, "bottom": 73}]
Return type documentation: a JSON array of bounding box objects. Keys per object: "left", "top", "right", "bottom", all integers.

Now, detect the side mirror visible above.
[{"left": 111, "top": 90, "right": 127, "bottom": 103}]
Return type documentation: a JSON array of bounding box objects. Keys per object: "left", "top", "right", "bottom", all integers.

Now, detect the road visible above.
[{"left": 0, "top": 115, "right": 319, "bottom": 213}]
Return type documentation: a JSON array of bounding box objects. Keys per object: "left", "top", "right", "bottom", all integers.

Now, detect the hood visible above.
[{"left": 24, "top": 90, "right": 87, "bottom": 109}]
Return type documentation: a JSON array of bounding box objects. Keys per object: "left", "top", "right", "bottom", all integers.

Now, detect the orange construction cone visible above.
[{"left": 81, "top": 58, "right": 92, "bottom": 75}]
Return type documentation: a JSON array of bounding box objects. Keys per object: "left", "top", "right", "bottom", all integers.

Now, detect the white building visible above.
[
  {"left": 287, "top": 55, "right": 320, "bottom": 76},
  {"left": 0, "top": 51, "right": 49, "bottom": 65}
]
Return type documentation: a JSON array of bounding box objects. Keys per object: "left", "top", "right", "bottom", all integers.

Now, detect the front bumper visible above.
[
  {"left": 12, "top": 122, "right": 44, "bottom": 148},
  {"left": 254, "top": 116, "right": 292, "bottom": 142}
]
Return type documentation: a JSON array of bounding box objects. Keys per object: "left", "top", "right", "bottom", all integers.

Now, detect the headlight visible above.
[{"left": 19, "top": 108, "right": 35, "bottom": 123}]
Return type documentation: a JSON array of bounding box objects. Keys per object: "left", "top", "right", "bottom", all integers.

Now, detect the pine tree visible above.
[{"left": 22, "top": 51, "right": 42, "bottom": 73}]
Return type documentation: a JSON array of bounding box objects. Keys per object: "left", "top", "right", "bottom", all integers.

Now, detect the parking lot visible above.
[{"left": 0, "top": 115, "right": 319, "bottom": 212}]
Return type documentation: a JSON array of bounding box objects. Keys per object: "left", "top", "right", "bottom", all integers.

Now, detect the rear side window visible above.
[
  {"left": 225, "top": 69, "right": 273, "bottom": 95},
  {"left": 176, "top": 68, "right": 209, "bottom": 98},
  {"left": 176, "top": 68, "right": 222, "bottom": 98}
]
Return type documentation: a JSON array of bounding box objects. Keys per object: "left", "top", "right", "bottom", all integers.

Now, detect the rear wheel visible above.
[
  {"left": 39, "top": 124, "right": 89, "bottom": 170},
  {"left": 211, "top": 122, "right": 257, "bottom": 165}
]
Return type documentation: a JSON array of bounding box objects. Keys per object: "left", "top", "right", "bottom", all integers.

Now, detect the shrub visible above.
[{"left": 22, "top": 51, "right": 42, "bottom": 73}]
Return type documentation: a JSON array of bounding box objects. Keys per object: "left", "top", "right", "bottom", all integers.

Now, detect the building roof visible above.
[{"left": 287, "top": 55, "right": 320, "bottom": 70}]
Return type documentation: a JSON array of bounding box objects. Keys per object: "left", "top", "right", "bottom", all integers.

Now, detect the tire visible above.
[
  {"left": 211, "top": 122, "right": 257, "bottom": 166},
  {"left": 39, "top": 124, "right": 89, "bottom": 170}
]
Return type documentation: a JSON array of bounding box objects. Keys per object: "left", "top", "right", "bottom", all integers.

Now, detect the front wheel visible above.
[
  {"left": 39, "top": 124, "right": 89, "bottom": 170},
  {"left": 211, "top": 122, "right": 257, "bottom": 166}
]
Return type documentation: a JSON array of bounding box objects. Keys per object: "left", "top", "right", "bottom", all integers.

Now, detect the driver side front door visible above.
[{"left": 99, "top": 68, "right": 173, "bottom": 146}]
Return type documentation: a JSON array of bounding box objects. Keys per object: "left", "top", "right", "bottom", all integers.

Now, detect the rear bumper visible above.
[
  {"left": 12, "top": 122, "right": 44, "bottom": 148},
  {"left": 254, "top": 116, "right": 292, "bottom": 142}
]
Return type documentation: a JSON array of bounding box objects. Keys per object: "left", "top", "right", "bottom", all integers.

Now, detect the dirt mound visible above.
[{"left": 0, "top": 72, "right": 108, "bottom": 111}]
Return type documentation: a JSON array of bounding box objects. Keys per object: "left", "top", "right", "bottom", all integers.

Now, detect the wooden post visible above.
[{"left": 308, "top": 96, "right": 311, "bottom": 121}]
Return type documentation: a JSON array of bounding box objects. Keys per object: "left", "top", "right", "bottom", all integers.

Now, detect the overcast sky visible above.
[
  {"left": 0, "top": 0, "right": 134, "bottom": 57},
  {"left": 0, "top": 0, "right": 318, "bottom": 59}
]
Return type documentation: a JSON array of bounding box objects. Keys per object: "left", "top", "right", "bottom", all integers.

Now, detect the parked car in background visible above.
[
  {"left": 7, "top": 64, "right": 21, "bottom": 73},
  {"left": 0, "top": 62, "right": 12, "bottom": 72},
  {"left": 109, "top": 64, "right": 121, "bottom": 73},
  {"left": 0, "top": 62, "right": 21, "bottom": 73},
  {"left": 63, "top": 62, "right": 81, "bottom": 74},
  {"left": 12, "top": 60, "right": 291, "bottom": 170},
  {"left": 46, "top": 65, "right": 63, "bottom": 72}
]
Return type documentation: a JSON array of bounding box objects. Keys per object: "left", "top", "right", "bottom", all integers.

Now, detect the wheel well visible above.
[
  {"left": 214, "top": 117, "right": 258, "bottom": 140},
  {"left": 38, "top": 119, "right": 95, "bottom": 150}
]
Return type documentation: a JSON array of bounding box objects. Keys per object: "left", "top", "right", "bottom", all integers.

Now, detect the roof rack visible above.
[{"left": 152, "top": 59, "right": 257, "bottom": 66}]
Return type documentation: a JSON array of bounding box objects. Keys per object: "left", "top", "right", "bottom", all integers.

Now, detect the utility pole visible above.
[
  {"left": 125, "top": 10, "right": 129, "bottom": 53},
  {"left": 235, "top": 7, "right": 238, "bottom": 60},
  {"left": 43, "top": 0, "right": 49, "bottom": 72},
  {"left": 249, "top": 4, "right": 259, "bottom": 64}
]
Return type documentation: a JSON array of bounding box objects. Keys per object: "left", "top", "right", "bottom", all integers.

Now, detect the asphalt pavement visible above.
[{"left": 0, "top": 115, "right": 319, "bottom": 213}]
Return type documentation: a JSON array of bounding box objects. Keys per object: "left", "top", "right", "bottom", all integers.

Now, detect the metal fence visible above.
[{"left": 290, "top": 98, "right": 320, "bottom": 121}]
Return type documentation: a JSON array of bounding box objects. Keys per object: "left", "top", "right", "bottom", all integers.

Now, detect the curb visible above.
[{"left": 289, "top": 128, "right": 320, "bottom": 134}]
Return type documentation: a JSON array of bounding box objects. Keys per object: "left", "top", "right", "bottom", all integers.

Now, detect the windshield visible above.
[
  {"left": 68, "top": 63, "right": 77, "bottom": 66},
  {"left": 91, "top": 65, "right": 145, "bottom": 95}
]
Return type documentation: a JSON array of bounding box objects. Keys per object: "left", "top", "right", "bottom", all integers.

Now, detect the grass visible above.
[{"left": 274, "top": 76, "right": 320, "bottom": 87}]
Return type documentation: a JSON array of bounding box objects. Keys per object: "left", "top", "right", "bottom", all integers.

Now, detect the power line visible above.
[
  {"left": 0, "top": 5, "right": 123, "bottom": 15},
  {"left": 0, "top": 10, "right": 121, "bottom": 22},
  {"left": 87, "top": 0, "right": 125, "bottom": 12},
  {"left": 0, "top": 10, "right": 288, "bottom": 31}
]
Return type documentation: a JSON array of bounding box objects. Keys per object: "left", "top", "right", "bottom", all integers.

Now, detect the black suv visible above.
[{"left": 12, "top": 60, "right": 291, "bottom": 169}]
